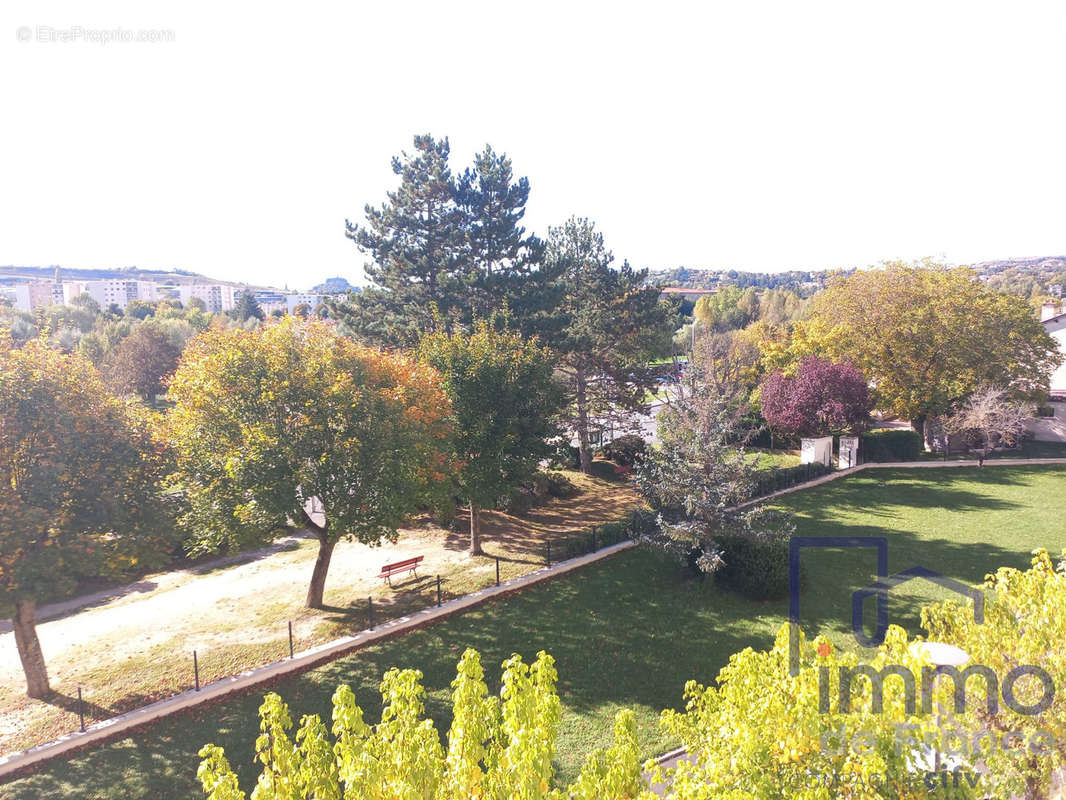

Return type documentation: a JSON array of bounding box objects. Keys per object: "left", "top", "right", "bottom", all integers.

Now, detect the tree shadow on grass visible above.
[
  {"left": 40, "top": 689, "right": 113, "bottom": 723},
  {"left": 8, "top": 468, "right": 1062, "bottom": 800}
]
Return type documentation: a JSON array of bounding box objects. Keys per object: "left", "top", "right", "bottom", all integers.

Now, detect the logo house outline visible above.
[{"left": 788, "top": 536, "right": 985, "bottom": 676}]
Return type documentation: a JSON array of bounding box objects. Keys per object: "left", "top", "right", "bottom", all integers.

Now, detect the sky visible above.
[{"left": 2, "top": 1, "right": 1066, "bottom": 290}]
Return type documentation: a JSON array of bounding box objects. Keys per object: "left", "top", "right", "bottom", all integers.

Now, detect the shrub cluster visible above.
[
  {"left": 598, "top": 434, "right": 646, "bottom": 466},
  {"left": 714, "top": 533, "right": 795, "bottom": 601},
  {"left": 860, "top": 428, "right": 922, "bottom": 461},
  {"left": 497, "top": 471, "right": 579, "bottom": 515}
]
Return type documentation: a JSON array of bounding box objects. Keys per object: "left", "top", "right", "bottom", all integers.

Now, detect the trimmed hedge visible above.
[
  {"left": 750, "top": 462, "right": 833, "bottom": 499},
  {"left": 715, "top": 534, "right": 794, "bottom": 601},
  {"left": 860, "top": 428, "right": 922, "bottom": 462}
]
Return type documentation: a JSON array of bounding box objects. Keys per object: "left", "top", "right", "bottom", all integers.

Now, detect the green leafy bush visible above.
[
  {"left": 549, "top": 441, "right": 580, "bottom": 469},
  {"left": 544, "top": 471, "right": 579, "bottom": 498},
  {"left": 860, "top": 428, "right": 922, "bottom": 461},
  {"left": 714, "top": 533, "right": 795, "bottom": 600},
  {"left": 598, "top": 434, "right": 646, "bottom": 466},
  {"left": 625, "top": 507, "right": 660, "bottom": 538},
  {"left": 498, "top": 489, "right": 535, "bottom": 516}
]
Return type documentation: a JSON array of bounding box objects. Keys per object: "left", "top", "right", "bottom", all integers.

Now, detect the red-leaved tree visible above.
[{"left": 759, "top": 357, "right": 872, "bottom": 437}]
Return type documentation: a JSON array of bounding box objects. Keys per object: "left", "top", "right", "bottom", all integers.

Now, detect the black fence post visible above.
[
  {"left": 193, "top": 650, "right": 200, "bottom": 691},
  {"left": 546, "top": 541, "right": 551, "bottom": 566},
  {"left": 436, "top": 575, "right": 442, "bottom": 607},
  {"left": 368, "top": 596, "right": 374, "bottom": 630},
  {"left": 495, "top": 558, "right": 500, "bottom": 586},
  {"left": 592, "top": 528, "right": 597, "bottom": 552},
  {"left": 288, "top": 621, "right": 294, "bottom": 658},
  {"left": 78, "top": 686, "right": 85, "bottom": 732}
]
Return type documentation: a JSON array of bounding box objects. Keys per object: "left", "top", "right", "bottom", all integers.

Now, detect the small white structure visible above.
[
  {"left": 838, "top": 436, "right": 860, "bottom": 469},
  {"left": 800, "top": 436, "right": 833, "bottom": 467}
]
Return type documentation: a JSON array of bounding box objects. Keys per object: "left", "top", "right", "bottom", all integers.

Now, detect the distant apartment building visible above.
[
  {"left": 179, "top": 284, "right": 239, "bottom": 313},
  {"left": 253, "top": 291, "right": 287, "bottom": 316},
  {"left": 285, "top": 293, "right": 324, "bottom": 314},
  {"left": 0, "top": 284, "right": 33, "bottom": 311},
  {"left": 62, "top": 279, "right": 157, "bottom": 310},
  {"left": 24, "top": 282, "right": 65, "bottom": 309}
]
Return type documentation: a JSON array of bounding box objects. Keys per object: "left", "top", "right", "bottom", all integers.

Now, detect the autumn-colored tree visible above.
[
  {"left": 107, "top": 321, "right": 182, "bottom": 403},
  {"left": 197, "top": 649, "right": 652, "bottom": 800},
  {"left": 419, "top": 317, "right": 565, "bottom": 555},
  {"left": 795, "top": 263, "right": 1061, "bottom": 439},
  {"left": 759, "top": 356, "right": 872, "bottom": 437},
  {"left": 166, "top": 318, "right": 452, "bottom": 608},
  {"left": 0, "top": 338, "right": 176, "bottom": 697}
]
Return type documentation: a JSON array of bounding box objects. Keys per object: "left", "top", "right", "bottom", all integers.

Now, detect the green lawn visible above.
[
  {"left": 3, "top": 465, "right": 1065, "bottom": 799},
  {"left": 747, "top": 448, "right": 802, "bottom": 469}
]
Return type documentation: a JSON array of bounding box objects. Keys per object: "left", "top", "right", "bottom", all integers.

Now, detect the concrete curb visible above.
[
  {"left": 0, "top": 539, "right": 638, "bottom": 778},
  {"left": 735, "top": 457, "right": 1066, "bottom": 509}
]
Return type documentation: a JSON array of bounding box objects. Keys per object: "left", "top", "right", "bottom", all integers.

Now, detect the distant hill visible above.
[
  {"left": 0, "top": 265, "right": 212, "bottom": 284},
  {"left": 972, "top": 255, "right": 1066, "bottom": 274},
  {"left": 970, "top": 256, "right": 1066, "bottom": 297},
  {"left": 311, "top": 276, "right": 358, "bottom": 294},
  {"left": 645, "top": 267, "right": 843, "bottom": 295}
]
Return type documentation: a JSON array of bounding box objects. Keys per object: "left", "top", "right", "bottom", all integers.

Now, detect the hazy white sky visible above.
[{"left": 3, "top": 1, "right": 1066, "bottom": 289}]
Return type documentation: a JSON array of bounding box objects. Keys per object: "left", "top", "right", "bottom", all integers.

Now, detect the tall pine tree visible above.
[
  {"left": 545, "top": 217, "right": 676, "bottom": 473},
  {"left": 333, "top": 135, "right": 558, "bottom": 345}
]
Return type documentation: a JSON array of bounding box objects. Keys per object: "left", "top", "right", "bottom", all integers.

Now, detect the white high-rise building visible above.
[
  {"left": 179, "top": 284, "right": 239, "bottom": 313},
  {"left": 74, "top": 279, "right": 157, "bottom": 311},
  {"left": 286, "top": 293, "right": 325, "bottom": 314},
  {"left": 1, "top": 284, "right": 33, "bottom": 312}
]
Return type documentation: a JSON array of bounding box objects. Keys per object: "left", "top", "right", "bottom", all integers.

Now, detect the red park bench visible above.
[{"left": 376, "top": 555, "right": 424, "bottom": 586}]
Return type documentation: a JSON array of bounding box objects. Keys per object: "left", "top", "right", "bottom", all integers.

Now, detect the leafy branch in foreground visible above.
[{"left": 197, "top": 649, "right": 651, "bottom": 800}]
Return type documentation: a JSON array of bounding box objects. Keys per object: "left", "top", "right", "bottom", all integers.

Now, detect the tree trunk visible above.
[
  {"left": 305, "top": 536, "right": 336, "bottom": 609},
  {"left": 12, "top": 597, "right": 50, "bottom": 698},
  {"left": 911, "top": 415, "right": 935, "bottom": 451},
  {"left": 469, "top": 501, "right": 483, "bottom": 556},
  {"left": 575, "top": 366, "right": 593, "bottom": 474}
]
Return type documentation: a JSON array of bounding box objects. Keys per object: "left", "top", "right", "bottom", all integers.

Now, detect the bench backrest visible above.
[{"left": 381, "top": 556, "right": 423, "bottom": 572}]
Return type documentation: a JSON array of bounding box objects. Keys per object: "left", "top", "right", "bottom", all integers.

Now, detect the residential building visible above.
[
  {"left": 22, "top": 282, "right": 65, "bottom": 309},
  {"left": 179, "top": 284, "right": 239, "bottom": 313},
  {"left": 1042, "top": 302, "right": 1066, "bottom": 397},
  {"left": 253, "top": 291, "right": 287, "bottom": 316},
  {"left": 286, "top": 293, "right": 324, "bottom": 314},
  {"left": 65, "top": 279, "right": 158, "bottom": 311},
  {"left": 1, "top": 284, "right": 32, "bottom": 311}
]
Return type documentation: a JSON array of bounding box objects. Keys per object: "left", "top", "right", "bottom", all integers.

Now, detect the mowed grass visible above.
[
  {"left": 0, "top": 467, "right": 638, "bottom": 755},
  {"left": 2, "top": 464, "right": 1065, "bottom": 799}
]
